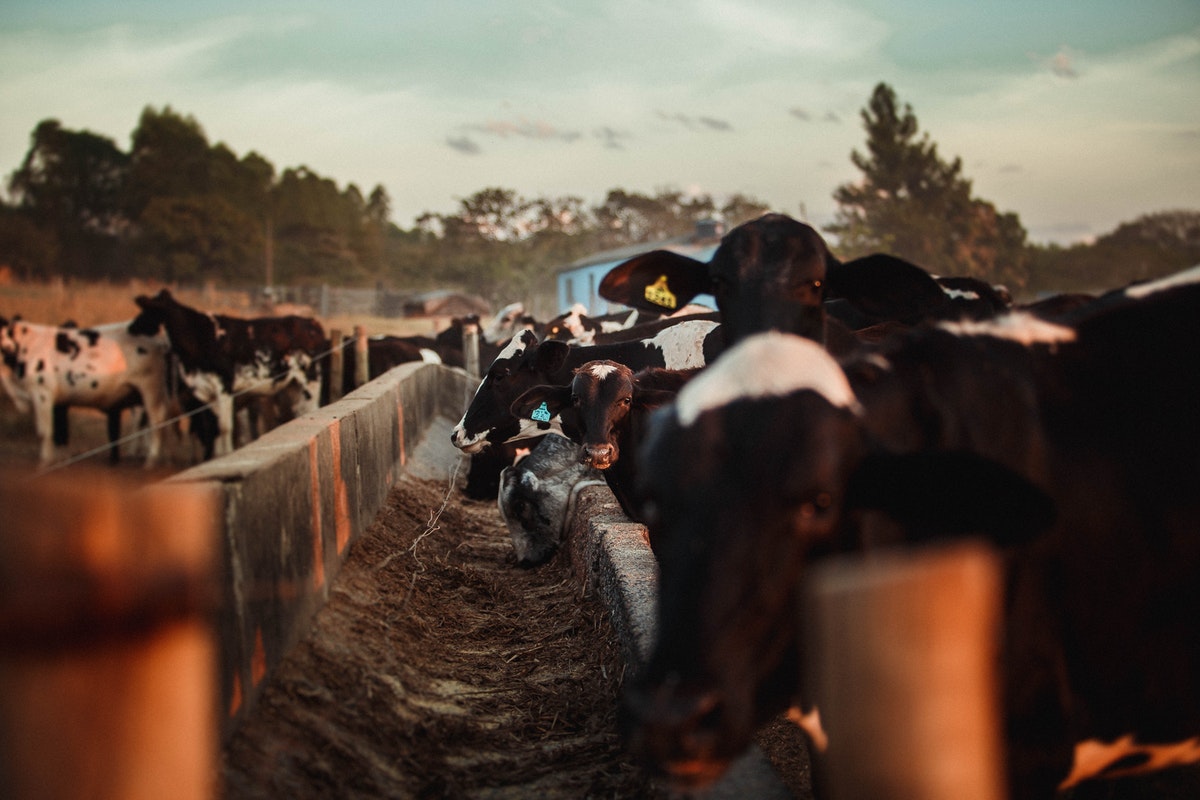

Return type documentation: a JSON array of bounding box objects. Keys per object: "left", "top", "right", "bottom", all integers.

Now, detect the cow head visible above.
[
  {"left": 450, "top": 330, "right": 570, "bottom": 453},
  {"left": 622, "top": 332, "right": 1054, "bottom": 789},
  {"left": 498, "top": 433, "right": 600, "bottom": 566},
  {"left": 599, "top": 214, "right": 829, "bottom": 347},
  {"left": 511, "top": 360, "right": 677, "bottom": 471}
]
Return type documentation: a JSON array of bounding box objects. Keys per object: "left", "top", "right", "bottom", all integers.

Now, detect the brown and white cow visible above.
[
  {"left": 0, "top": 316, "right": 172, "bottom": 466},
  {"left": 510, "top": 360, "right": 694, "bottom": 529}
]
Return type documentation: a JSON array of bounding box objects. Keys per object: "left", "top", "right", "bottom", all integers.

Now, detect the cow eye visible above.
[{"left": 619, "top": 396, "right": 632, "bottom": 407}]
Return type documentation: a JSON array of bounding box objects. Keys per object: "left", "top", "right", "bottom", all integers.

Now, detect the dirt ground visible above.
[{"left": 220, "top": 469, "right": 672, "bottom": 798}]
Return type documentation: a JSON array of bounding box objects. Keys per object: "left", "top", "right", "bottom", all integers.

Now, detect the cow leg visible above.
[
  {"left": 33, "top": 395, "right": 57, "bottom": 464},
  {"left": 214, "top": 394, "right": 235, "bottom": 457},
  {"left": 107, "top": 407, "right": 123, "bottom": 464}
]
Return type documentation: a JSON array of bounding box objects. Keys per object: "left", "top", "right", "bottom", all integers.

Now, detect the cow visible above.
[
  {"left": 599, "top": 213, "right": 829, "bottom": 346},
  {"left": 449, "top": 318, "right": 723, "bottom": 455},
  {"left": 541, "top": 304, "right": 641, "bottom": 344},
  {"left": 497, "top": 433, "right": 606, "bottom": 566},
  {"left": 129, "top": 289, "right": 328, "bottom": 458},
  {"left": 623, "top": 269, "right": 1200, "bottom": 798},
  {"left": 335, "top": 335, "right": 441, "bottom": 398},
  {"left": 510, "top": 360, "right": 694, "bottom": 528},
  {"left": 598, "top": 213, "right": 1011, "bottom": 349},
  {"left": 0, "top": 316, "right": 172, "bottom": 467}
]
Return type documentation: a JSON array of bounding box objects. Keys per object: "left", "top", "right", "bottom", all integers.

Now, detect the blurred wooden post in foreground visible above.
[
  {"left": 354, "top": 325, "right": 369, "bottom": 389},
  {"left": 0, "top": 470, "right": 218, "bottom": 800},
  {"left": 328, "top": 329, "right": 345, "bottom": 403},
  {"left": 807, "top": 541, "right": 1007, "bottom": 800}
]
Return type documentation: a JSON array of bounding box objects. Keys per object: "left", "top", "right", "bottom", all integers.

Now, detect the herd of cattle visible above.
[
  {"left": 451, "top": 214, "right": 1200, "bottom": 798},
  {"left": 3, "top": 212, "right": 1198, "bottom": 796},
  {"left": 0, "top": 288, "right": 558, "bottom": 467}
]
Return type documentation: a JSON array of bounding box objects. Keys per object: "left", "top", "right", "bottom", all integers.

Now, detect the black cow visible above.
[
  {"left": 624, "top": 269, "right": 1200, "bottom": 798},
  {"left": 449, "top": 318, "right": 723, "bottom": 454},
  {"left": 130, "top": 289, "right": 327, "bottom": 458}
]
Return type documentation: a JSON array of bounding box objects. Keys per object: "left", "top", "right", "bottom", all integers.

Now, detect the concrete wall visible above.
[{"left": 165, "top": 362, "right": 472, "bottom": 741}]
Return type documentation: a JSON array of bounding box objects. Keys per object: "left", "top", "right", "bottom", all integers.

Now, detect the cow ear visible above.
[
  {"left": 845, "top": 450, "right": 1055, "bottom": 547},
  {"left": 511, "top": 385, "right": 573, "bottom": 420},
  {"left": 531, "top": 340, "right": 571, "bottom": 373},
  {"left": 599, "top": 250, "right": 712, "bottom": 313},
  {"left": 631, "top": 387, "right": 678, "bottom": 411},
  {"left": 825, "top": 253, "right": 948, "bottom": 325}
]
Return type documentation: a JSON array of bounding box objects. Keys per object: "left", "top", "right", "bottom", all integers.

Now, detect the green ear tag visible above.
[{"left": 531, "top": 401, "right": 552, "bottom": 423}]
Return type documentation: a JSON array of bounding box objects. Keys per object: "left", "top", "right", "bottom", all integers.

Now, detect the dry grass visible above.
[{"left": 0, "top": 278, "right": 449, "bottom": 339}]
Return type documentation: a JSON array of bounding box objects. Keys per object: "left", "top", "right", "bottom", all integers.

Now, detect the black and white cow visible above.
[
  {"left": 449, "top": 318, "right": 723, "bottom": 454},
  {"left": 511, "top": 360, "right": 694, "bottom": 527},
  {"left": 599, "top": 213, "right": 829, "bottom": 346},
  {"left": 599, "top": 213, "right": 1011, "bottom": 350},
  {"left": 624, "top": 269, "right": 1200, "bottom": 798},
  {"left": 0, "top": 316, "right": 172, "bottom": 466},
  {"left": 497, "top": 433, "right": 606, "bottom": 566},
  {"left": 129, "top": 289, "right": 327, "bottom": 458}
]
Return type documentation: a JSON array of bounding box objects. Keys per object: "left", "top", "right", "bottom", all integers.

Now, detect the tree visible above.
[
  {"left": 828, "top": 83, "right": 1030, "bottom": 287},
  {"left": 7, "top": 119, "right": 129, "bottom": 276}
]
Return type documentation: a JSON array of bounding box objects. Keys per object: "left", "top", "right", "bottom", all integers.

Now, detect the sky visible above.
[{"left": 2, "top": 1, "right": 1198, "bottom": 246}]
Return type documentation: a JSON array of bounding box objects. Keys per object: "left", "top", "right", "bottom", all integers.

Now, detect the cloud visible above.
[
  {"left": 657, "top": 110, "right": 733, "bottom": 131},
  {"left": 446, "top": 135, "right": 481, "bottom": 155},
  {"left": 593, "top": 126, "right": 630, "bottom": 149},
  {"left": 1029, "top": 45, "right": 1080, "bottom": 78},
  {"left": 698, "top": 116, "right": 733, "bottom": 131},
  {"left": 462, "top": 118, "right": 582, "bottom": 143},
  {"left": 789, "top": 107, "right": 840, "bottom": 123}
]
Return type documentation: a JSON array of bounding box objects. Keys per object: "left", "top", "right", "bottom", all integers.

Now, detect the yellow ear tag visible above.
[
  {"left": 644, "top": 275, "right": 677, "bottom": 309},
  {"left": 531, "top": 401, "right": 552, "bottom": 423}
]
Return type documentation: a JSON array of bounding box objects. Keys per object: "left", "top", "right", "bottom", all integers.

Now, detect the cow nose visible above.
[
  {"left": 623, "top": 682, "right": 729, "bottom": 789},
  {"left": 583, "top": 443, "right": 615, "bottom": 469}
]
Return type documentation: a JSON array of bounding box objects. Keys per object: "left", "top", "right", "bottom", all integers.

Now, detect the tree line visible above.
[{"left": 2, "top": 84, "right": 1196, "bottom": 309}]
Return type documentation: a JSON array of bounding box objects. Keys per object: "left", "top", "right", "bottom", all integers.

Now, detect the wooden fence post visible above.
[
  {"left": 463, "top": 321, "right": 480, "bottom": 382},
  {"left": 0, "top": 469, "right": 218, "bottom": 800},
  {"left": 354, "top": 325, "right": 369, "bottom": 389},
  {"left": 806, "top": 541, "right": 1007, "bottom": 800},
  {"left": 328, "top": 328, "right": 345, "bottom": 402}
]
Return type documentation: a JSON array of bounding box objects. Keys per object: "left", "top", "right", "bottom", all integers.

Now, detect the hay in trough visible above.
[{"left": 220, "top": 470, "right": 671, "bottom": 799}]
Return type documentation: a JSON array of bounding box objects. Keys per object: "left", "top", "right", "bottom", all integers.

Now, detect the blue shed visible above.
[{"left": 555, "top": 222, "right": 724, "bottom": 316}]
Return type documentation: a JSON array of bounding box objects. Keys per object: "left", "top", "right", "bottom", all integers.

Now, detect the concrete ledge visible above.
[
  {"left": 564, "top": 482, "right": 796, "bottom": 799},
  {"left": 165, "top": 362, "right": 471, "bottom": 741}
]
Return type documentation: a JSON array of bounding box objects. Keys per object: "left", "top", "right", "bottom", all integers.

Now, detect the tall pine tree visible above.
[{"left": 828, "top": 83, "right": 1029, "bottom": 289}]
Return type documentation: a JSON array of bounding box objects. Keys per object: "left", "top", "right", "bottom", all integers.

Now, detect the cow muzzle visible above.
[
  {"left": 581, "top": 443, "right": 616, "bottom": 470},
  {"left": 623, "top": 679, "right": 734, "bottom": 790}
]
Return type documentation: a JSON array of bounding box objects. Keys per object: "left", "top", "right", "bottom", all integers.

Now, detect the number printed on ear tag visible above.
[{"left": 531, "top": 401, "right": 552, "bottom": 423}]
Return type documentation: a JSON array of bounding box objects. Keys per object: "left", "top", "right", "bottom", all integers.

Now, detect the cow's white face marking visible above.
[
  {"left": 939, "top": 311, "right": 1077, "bottom": 347},
  {"left": 419, "top": 348, "right": 441, "bottom": 364},
  {"left": 584, "top": 362, "right": 621, "bottom": 381},
  {"left": 1124, "top": 263, "right": 1200, "bottom": 299},
  {"left": 453, "top": 333, "right": 531, "bottom": 436},
  {"left": 675, "top": 332, "right": 861, "bottom": 427},
  {"left": 650, "top": 319, "right": 720, "bottom": 370},
  {"left": 942, "top": 287, "right": 980, "bottom": 301}
]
